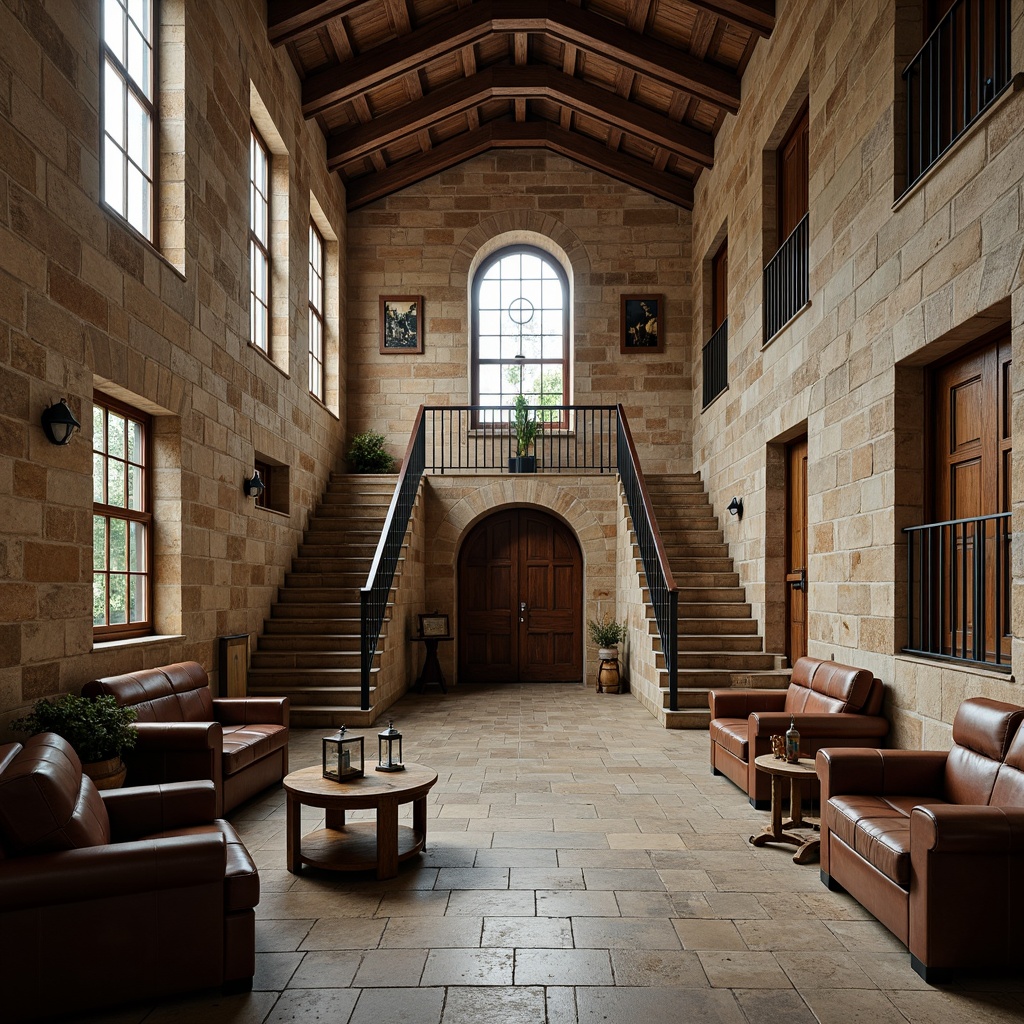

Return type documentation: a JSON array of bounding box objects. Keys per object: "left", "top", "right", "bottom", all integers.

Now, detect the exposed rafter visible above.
[{"left": 302, "top": 0, "right": 742, "bottom": 117}]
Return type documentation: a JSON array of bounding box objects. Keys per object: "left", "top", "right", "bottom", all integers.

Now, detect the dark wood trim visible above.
[{"left": 327, "top": 65, "right": 715, "bottom": 170}]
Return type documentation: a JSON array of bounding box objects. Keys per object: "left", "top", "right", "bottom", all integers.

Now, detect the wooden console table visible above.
[
  {"left": 284, "top": 762, "right": 438, "bottom": 879},
  {"left": 411, "top": 635, "right": 451, "bottom": 693},
  {"left": 749, "top": 754, "right": 820, "bottom": 864}
]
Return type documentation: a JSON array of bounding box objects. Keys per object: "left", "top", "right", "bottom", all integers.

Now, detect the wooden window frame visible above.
[
  {"left": 777, "top": 101, "right": 809, "bottom": 247},
  {"left": 250, "top": 123, "right": 271, "bottom": 353},
  {"left": 308, "top": 221, "right": 325, "bottom": 402},
  {"left": 711, "top": 237, "right": 728, "bottom": 334},
  {"left": 93, "top": 392, "right": 153, "bottom": 641}
]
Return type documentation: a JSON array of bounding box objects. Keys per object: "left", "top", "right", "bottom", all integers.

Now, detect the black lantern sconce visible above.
[
  {"left": 41, "top": 399, "right": 81, "bottom": 446},
  {"left": 376, "top": 720, "right": 405, "bottom": 772},
  {"left": 243, "top": 469, "right": 265, "bottom": 499},
  {"left": 726, "top": 497, "right": 743, "bottom": 520},
  {"left": 322, "top": 726, "right": 364, "bottom": 782}
]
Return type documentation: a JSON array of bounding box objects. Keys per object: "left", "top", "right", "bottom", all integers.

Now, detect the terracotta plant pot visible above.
[{"left": 83, "top": 756, "right": 127, "bottom": 790}]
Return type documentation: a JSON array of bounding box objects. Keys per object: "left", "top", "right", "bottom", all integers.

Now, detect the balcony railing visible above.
[
  {"left": 903, "top": 511, "right": 1011, "bottom": 670},
  {"left": 763, "top": 213, "right": 809, "bottom": 343},
  {"left": 903, "top": 0, "right": 1012, "bottom": 189},
  {"left": 702, "top": 317, "right": 728, "bottom": 409}
]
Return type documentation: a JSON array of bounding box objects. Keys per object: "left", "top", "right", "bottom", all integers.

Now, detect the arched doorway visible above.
[{"left": 458, "top": 508, "right": 583, "bottom": 683}]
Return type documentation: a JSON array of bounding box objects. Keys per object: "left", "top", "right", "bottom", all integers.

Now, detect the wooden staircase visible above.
[
  {"left": 248, "top": 473, "right": 399, "bottom": 727},
  {"left": 644, "top": 474, "right": 789, "bottom": 727}
]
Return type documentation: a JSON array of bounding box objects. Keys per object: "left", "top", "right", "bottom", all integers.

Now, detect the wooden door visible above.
[
  {"left": 712, "top": 238, "right": 728, "bottom": 332},
  {"left": 785, "top": 437, "right": 808, "bottom": 664},
  {"left": 933, "top": 335, "right": 1011, "bottom": 659},
  {"left": 459, "top": 509, "right": 583, "bottom": 683},
  {"left": 778, "top": 104, "right": 809, "bottom": 243}
]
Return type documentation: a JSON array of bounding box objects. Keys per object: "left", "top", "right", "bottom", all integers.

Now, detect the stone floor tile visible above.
[
  {"left": 735, "top": 918, "right": 844, "bottom": 951},
  {"left": 545, "top": 987, "right": 579, "bottom": 1023},
  {"left": 732, "top": 988, "right": 819, "bottom": 1024},
  {"left": 801, "top": 988, "right": 910, "bottom": 1023},
  {"left": 514, "top": 948, "right": 614, "bottom": 986},
  {"left": 509, "top": 866, "right": 585, "bottom": 889},
  {"left": 606, "top": 832, "right": 686, "bottom": 850},
  {"left": 374, "top": 889, "right": 450, "bottom": 917},
  {"left": 572, "top": 916, "right": 683, "bottom": 950},
  {"left": 613, "top": 890, "right": 677, "bottom": 917},
  {"left": 582, "top": 868, "right": 667, "bottom": 891},
  {"left": 264, "top": 989, "right": 360, "bottom": 1024},
  {"left": 656, "top": 868, "right": 716, "bottom": 890},
  {"left": 253, "top": 951, "right": 304, "bottom": 991},
  {"left": 887, "top": 990, "right": 1024, "bottom": 1024},
  {"left": 256, "top": 918, "right": 315, "bottom": 952},
  {"left": 825, "top": 919, "right": 909, "bottom": 952},
  {"left": 482, "top": 915, "right": 573, "bottom": 948},
  {"left": 351, "top": 948, "right": 428, "bottom": 987},
  {"left": 441, "top": 986, "right": 547, "bottom": 1023},
  {"left": 420, "top": 947, "right": 515, "bottom": 986},
  {"left": 775, "top": 950, "right": 879, "bottom": 989},
  {"left": 672, "top": 919, "right": 748, "bottom": 951},
  {"left": 535, "top": 888, "right": 620, "bottom": 917},
  {"left": 434, "top": 866, "right": 509, "bottom": 889},
  {"left": 348, "top": 987, "right": 444, "bottom": 1024},
  {"left": 287, "top": 950, "right": 362, "bottom": 987},
  {"left": 848, "top": 952, "right": 934, "bottom": 991},
  {"left": 610, "top": 949, "right": 710, "bottom": 987},
  {"left": 474, "top": 847, "right": 558, "bottom": 868},
  {"left": 492, "top": 830, "right": 610, "bottom": 849},
  {"left": 300, "top": 917, "right": 387, "bottom": 950},
  {"left": 445, "top": 889, "right": 535, "bottom": 916},
  {"left": 380, "top": 915, "right": 483, "bottom": 948},
  {"left": 697, "top": 951, "right": 794, "bottom": 989},
  {"left": 558, "top": 849, "right": 654, "bottom": 867},
  {"left": 575, "top": 986, "right": 747, "bottom": 1023}
]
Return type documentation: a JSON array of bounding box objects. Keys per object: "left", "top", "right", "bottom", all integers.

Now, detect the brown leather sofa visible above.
[
  {"left": 708, "top": 656, "right": 888, "bottom": 807},
  {"left": 0, "top": 733, "right": 258, "bottom": 1021},
  {"left": 817, "top": 697, "right": 1024, "bottom": 982},
  {"left": 83, "top": 660, "right": 289, "bottom": 816}
]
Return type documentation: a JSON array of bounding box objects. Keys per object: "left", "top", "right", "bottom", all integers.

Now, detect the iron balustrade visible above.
[
  {"left": 763, "top": 213, "right": 809, "bottom": 343},
  {"left": 904, "top": 511, "right": 1011, "bottom": 670},
  {"left": 702, "top": 317, "right": 729, "bottom": 409},
  {"left": 616, "top": 405, "right": 679, "bottom": 710},
  {"left": 422, "top": 405, "right": 619, "bottom": 473},
  {"left": 903, "top": 0, "right": 1012, "bottom": 189},
  {"left": 360, "top": 407, "right": 426, "bottom": 709}
]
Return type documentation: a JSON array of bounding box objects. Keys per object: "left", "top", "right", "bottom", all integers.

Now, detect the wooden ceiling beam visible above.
[
  {"left": 326, "top": 65, "right": 715, "bottom": 169},
  {"left": 344, "top": 119, "right": 694, "bottom": 209},
  {"left": 268, "top": 0, "right": 372, "bottom": 47},
  {"left": 302, "top": 0, "right": 742, "bottom": 116},
  {"left": 687, "top": 0, "right": 774, "bottom": 38}
]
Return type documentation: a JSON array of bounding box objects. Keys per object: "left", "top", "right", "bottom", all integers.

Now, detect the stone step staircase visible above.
[
  {"left": 642, "top": 474, "right": 789, "bottom": 728},
  {"left": 248, "top": 473, "right": 399, "bottom": 727}
]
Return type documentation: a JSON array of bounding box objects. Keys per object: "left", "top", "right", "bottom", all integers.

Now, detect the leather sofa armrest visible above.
[
  {"left": 816, "top": 748, "right": 949, "bottom": 798},
  {"left": 134, "top": 720, "right": 223, "bottom": 750},
  {"left": 0, "top": 832, "right": 226, "bottom": 911},
  {"left": 101, "top": 780, "right": 218, "bottom": 840},
  {"left": 213, "top": 697, "right": 290, "bottom": 728},
  {"left": 912, "top": 805, "right": 1024, "bottom": 855},
  {"left": 750, "top": 712, "right": 890, "bottom": 739},
  {"left": 708, "top": 689, "right": 787, "bottom": 719}
]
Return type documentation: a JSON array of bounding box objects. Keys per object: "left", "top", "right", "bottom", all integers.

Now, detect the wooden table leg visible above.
[
  {"left": 413, "top": 795, "right": 427, "bottom": 850},
  {"left": 751, "top": 772, "right": 786, "bottom": 847},
  {"left": 325, "top": 807, "right": 346, "bottom": 830},
  {"left": 376, "top": 796, "right": 400, "bottom": 879},
  {"left": 786, "top": 777, "right": 804, "bottom": 827},
  {"left": 286, "top": 793, "right": 301, "bottom": 874}
]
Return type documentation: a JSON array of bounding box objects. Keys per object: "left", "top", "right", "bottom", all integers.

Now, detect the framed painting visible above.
[
  {"left": 620, "top": 295, "right": 664, "bottom": 353},
  {"left": 418, "top": 613, "right": 450, "bottom": 638},
  {"left": 380, "top": 296, "right": 423, "bottom": 354}
]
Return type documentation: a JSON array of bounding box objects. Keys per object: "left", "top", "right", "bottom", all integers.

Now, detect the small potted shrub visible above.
[
  {"left": 587, "top": 616, "right": 627, "bottom": 693},
  {"left": 12, "top": 694, "right": 138, "bottom": 789},
  {"left": 347, "top": 430, "right": 397, "bottom": 473},
  {"left": 508, "top": 394, "right": 539, "bottom": 473}
]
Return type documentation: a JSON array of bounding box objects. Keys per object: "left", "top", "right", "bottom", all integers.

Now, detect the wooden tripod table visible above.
[
  {"left": 284, "top": 763, "right": 438, "bottom": 879},
  {"left": 749, "top": 754, "right": 820, "bottom": 864}
]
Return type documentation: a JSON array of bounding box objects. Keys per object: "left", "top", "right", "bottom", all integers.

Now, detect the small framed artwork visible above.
[
  {"left": 620, "top": 295, "right": 664, "bottom": 353},
  {"left": 380, "top": 296, "right": 423, "bottom": 354},
  {"left": 418, "top": 613, "right": 450, "bottom": 638}
]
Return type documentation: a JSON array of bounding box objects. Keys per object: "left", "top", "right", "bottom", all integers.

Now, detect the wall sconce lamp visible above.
[
  {"left": 726, "top": 496, "right": 744, "bottom": 519},
  {"left": 41, "top": 399, "right": 81, "bottom": 446},
  {"left": 243, "top": 469, "right": 265, "bottom": 499}
]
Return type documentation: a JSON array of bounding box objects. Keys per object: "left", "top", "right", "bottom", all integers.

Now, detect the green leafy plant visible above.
[
  {"left": 12, "top": 694, "right": 137, "bottom": 763},
  {"left": 512, "top": 393, "right": 539, "bottom": 457},
  {"left": 347, "top": 430, "right": 397, "bottom": 473},
  {"left": 587, "top": 616, "right": 627, "bottom": 648}
]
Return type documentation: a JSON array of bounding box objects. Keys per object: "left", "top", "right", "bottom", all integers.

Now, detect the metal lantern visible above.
[
  {"left": 322, "top": 726, "right": 364, "bottom": 782},
  {"left": 376, "top": 719, "right": 405, "bottom": 772}
]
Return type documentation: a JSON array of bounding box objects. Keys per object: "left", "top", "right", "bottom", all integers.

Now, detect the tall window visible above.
[
  {"left": 250, "top": 125, "right": 271, "bottom": 352},
  {"left": 93, "top": 395, "right": 151, "bottom": 639},
  {"left": 308, "top": 222, "right": 325, "bottom": 401},
  {"left": 702, "top": 238, "right": 728, "bottom": 409},
  {"left": 102, "top": 0, "right": 156, "bottom": 240},
  {"left": 472, "top": 246, "right": 569, "bottom": 426}
]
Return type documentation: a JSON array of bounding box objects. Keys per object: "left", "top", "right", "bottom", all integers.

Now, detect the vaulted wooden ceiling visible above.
[{"left": 267, "top": 0, "right": 774, "bottom": 210}]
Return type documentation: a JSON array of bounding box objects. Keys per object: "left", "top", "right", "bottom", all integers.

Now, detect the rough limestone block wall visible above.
[
  {"left": 0, "top": 0, "right": 346, "bottom": 730},
  {"left": 346, "top": 151, "right": 692, "bottom": 475},
  {"left": 688, "top": 0, "right": 1024, "bottom": 746}
]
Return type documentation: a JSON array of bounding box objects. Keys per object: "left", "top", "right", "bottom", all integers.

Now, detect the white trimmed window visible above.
[
  {"left": 250, "top": 125, "right": 271, "bottom": 352},
  {"left": 308, "top": 222, "right": 325, "bottom": 401},
  {"left": 102, "top": 0, "right": 156, "bottom": 240}
]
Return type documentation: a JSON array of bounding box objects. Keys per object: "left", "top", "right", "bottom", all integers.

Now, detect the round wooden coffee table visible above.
[
  {"left": 749, "top": 754, "right": 820, "bottom": 864},
  {"left": 284, "top": 762, "right": 438, "bottom": 879}
]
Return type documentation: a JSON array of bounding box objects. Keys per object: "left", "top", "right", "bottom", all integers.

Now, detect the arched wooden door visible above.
[{"left": 458, "top": 508, "right": 583, "bottom": 683}]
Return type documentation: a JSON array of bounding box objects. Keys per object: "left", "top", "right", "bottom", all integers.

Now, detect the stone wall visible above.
[{"left": 0, "top": 0, "right": 347, "bottom": 729}]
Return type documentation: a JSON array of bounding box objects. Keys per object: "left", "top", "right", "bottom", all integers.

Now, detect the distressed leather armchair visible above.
[{"left": 0, "top": 733, "right": 258, "bottom": 1021}]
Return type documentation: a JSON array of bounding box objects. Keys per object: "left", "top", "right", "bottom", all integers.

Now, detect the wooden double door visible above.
[{"left": 458, "top": 509, "right": 583, "bottom": 683}]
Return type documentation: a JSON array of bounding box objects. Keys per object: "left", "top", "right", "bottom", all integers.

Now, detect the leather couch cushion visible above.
[
  {"left": 83, "top": 662, "right": 215, "bottom": 723},
  {"left": 784, "top": 658, "right": 874, "bottom": 715},
  {"left": 990, "top": 721, "right": 1024, "bottom": 807},
  {"left": 708, "top": 719, "right": 747, "bottom": 761},
  {"left": 0, "top": 735, "right": 110, "bottom": 855},
  {"left": 945, "top": 698, "right": 1024, "bottom": 805},
  {"left": 222, "top": 724, "right": 288, "bottom": 777}
]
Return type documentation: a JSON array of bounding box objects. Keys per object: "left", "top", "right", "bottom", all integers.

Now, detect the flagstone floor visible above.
[{"left": 86, "top": 684, "right": 1024, "bottom": 1023}]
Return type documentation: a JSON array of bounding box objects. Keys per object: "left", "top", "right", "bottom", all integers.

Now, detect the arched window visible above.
[{"left": 472, "top": 246, "right": 569, "bottom": 426}]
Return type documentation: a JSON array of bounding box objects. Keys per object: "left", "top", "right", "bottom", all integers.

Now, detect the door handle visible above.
[
  {"left": 520, "top": 600, "right": 526, "bottom": 623},
  {"left": 786, "top": 568, "right": 806, "bottom": 591}
]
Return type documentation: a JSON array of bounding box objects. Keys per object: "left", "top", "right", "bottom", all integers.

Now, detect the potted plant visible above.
[
  {"left": 508, "top": 393, "right": 539, "bottom": 473},
  {"left": 347, "top": 430, "right": 397, "bottom": 473},
  {"left": 12, "top": 694, "right": 138, "bottom": 790},
  {"left": 587, "top": 615, "right": 627, "bottom": 693}
]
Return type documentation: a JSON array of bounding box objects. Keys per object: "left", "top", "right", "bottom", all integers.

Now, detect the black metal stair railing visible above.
[
  {"left": 903, "top": 0, "right": 1012, "bottom": 190},
  {"left": 763, "top": 213, "right": 809, "bottom": 343},
  {"left": 903, "top": 511, "right": 1011, "bottom": 670},
  {"left": 702, "top": 317, "right": 728, "bottom": 409}
]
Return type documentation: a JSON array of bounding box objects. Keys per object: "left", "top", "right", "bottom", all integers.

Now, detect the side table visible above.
[
  {"left": 749, "top": 754, "right": 820, "bottom": 864},
  {"left": 411, "top": 635, "right": 451, "bottom": 693}
]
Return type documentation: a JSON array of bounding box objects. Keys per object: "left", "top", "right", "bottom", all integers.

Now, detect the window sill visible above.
[
  {"left": 309, "top": 393, "right": 340, "bottom": 421},
  {"left": 93, "top": 633, "right": 185, "bottom": 653},
  {"left": 101, "top": 203, "right": 186, "bottom": 282},
  {"left": 897, "top": 652, "right": 1014, "bottom": 683},
  {"left": 762, "top": 300, "right": 811, "bottom": 349},
  {"left": 248, "top": 341, "right": 291, "bottom": 380},
  {"left": 253, "top": 505, "right": 290, "bottom": 519},
  {"left": 701, "top": 385, "right": 730, "bottom": 413}
]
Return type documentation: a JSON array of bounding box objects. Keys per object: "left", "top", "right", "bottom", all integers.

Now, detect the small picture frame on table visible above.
[
  {"left": 620, "top": 295, "right": 664, "bottom": 353},
  {"left": 380, "top": 296, "right": 423, "bottom": 354},
  {"left": 418, "top": 613, "right": 450, "bottom": 638}
]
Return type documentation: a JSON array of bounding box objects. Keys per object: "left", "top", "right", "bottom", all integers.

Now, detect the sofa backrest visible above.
[
  {"left": 945, "top": 697, "right": 1024, "bottom": 805},
  {"left": 0, "top": 734, "right": 110, "bottom": 857},
  {"left": 82, "top": 661, "right": 213, "bottom": 723},
  {"left": 783, "top": 657, "right": 877, "bottom": 714},
  {"left": 986, "top": 708, "right": 1024, "bottom": 807}
]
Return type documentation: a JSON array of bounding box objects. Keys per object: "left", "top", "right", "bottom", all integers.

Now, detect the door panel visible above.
[
  {"left": 458, "top": 508, "right": 583, "bottom": 683},
  {"left": 785, "top": 437, "right": 808, "bottom": 664}
]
